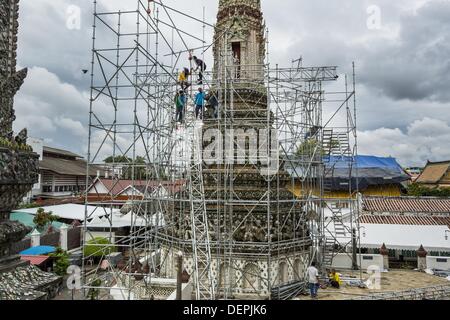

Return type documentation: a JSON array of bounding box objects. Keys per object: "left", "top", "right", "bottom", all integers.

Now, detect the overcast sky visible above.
[{"left": 13, "top": 0, "right": 450, "bottom": 167}]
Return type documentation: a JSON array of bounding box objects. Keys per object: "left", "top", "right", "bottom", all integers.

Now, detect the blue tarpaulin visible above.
[
  {"left": 325, "top": 155, "right": 405, "bottom": 172},
  {"left": 20, "top": 245, "right": 56, "bottom": 256},
  {"left": 284, "top": 155, "right": 410, "bottom": 191},
  {"left": 323, "top": 155, "right": 409, "bottom": 191}
]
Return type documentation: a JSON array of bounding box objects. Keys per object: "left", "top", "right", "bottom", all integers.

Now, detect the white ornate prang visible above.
[
  {"left": 214, "top": 0, "right": 266, "bottom": 82},
  {"left": 0, "top": 0, "right": 42, "bottom": 282},
  {"left": 0, "top": 0, "right": 28, "bottom": 140}
]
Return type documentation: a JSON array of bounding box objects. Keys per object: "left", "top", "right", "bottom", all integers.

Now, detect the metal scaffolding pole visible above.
[{"left": 82, "top": 0, "right": 359, "bottom": 300}]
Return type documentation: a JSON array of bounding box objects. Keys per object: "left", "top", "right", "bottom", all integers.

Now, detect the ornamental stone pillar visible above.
[
  {"left": 379, "top": 243, "right": 389, "bottom": 271},
  {"left": 416, "top": 245, "right": 428, "bottom": 271}
]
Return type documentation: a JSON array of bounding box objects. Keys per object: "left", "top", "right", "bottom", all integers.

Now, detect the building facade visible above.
[{"left": 416, "top": 160, "right": 450, "bottom": 189}]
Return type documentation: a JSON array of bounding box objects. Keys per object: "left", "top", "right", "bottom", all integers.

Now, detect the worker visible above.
[
  {"left": 174, "top": 90, "right": 186, "bottom": 123},
  {"left": 329, "top": 269, "right": 342, "bottom": 289},
  {"left": 178, "top": 67, "right": 191, "bottom": 91},
  {"left": 307, "top": 261, "right": 320, "bottom": 299},
  {"left": 194, "top": 87, "right": 205, "bottom": 120},
  {"left": 207, "top": 91, "right": 219, "bottom": 119},
  {"left": 192, "top": 56, "right": 206, "bottom": 85}
]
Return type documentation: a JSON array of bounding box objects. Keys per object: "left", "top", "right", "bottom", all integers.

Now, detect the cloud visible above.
[
  {"left": 13, "top": 66, "right": 89, "bottom": 155},
  {"left": 360, "top": 0, "right": 450, "bottom": 103},
  {"left": 358, "top": 117, "right": 450, "bottom": 166},
  {"left": 56, "top": 117, "right": 86, "bottom": 137},
  {"left": 10, "top": 0, "right": 450, "bottom": 167}
]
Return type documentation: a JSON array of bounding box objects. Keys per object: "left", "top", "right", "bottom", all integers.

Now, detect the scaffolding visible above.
[{"left": 81, "top": 0, "right": 360, "bottom": 300}]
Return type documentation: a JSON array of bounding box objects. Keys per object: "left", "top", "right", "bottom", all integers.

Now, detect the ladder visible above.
[
  {"left": 322, "top": 129, "right": 352, "bottom": 159},
  {"left": 184, "top": 108, "right": 215, "bottom": 300},
  {"left": 323, "top": 203, "right": 352, "bottom": 269}
]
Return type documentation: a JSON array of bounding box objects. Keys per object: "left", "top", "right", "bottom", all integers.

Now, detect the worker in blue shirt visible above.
[{"left": 194, "top": 87, "right": 205, "bottom": 120}]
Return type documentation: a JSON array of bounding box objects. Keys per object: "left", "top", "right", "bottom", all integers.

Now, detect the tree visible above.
[
  {"left": 104, "top": 155, "right": 132, "bottom": 164},
  {"left": 406, "top": 183, "right": 450, "bottom": 197},
  {"left": 33, "top": 208, "right": 59, "bottom": 232},
  {"left": 104, "top": 155, "right": 147, "bottom": 180},
  {"left": 83, "top": 237, "right": 116, "bottom": 258},
  {"left": 296, "top": 138, "right": 340, "bottom": 157},
  {"left": 50, "top": 247, "right": 70, "bottom": 276},
  {"left": 87, "top": 278, "right": 102, "bottom": 300}
]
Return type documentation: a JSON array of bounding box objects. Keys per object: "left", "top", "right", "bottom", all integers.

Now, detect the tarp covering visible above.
[
  {"left": 284, "top": 155, "right": 409, "bottom": 191},
  {"left": 20, "top": 246, "right": 56, "bottom": 256},
  {"left": 325, "top": 223, "right": 450, "bottom": 251},
  {"left": 358, "top": 224, "right": 450, "bottom": 252},
  {"left": 323, "top": 155, "right": 409, "bottom": 191}
]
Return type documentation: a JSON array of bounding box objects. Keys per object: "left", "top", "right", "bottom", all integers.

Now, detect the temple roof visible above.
[{"left": 0, "top": 265, "right": 61, "bottom": 300}]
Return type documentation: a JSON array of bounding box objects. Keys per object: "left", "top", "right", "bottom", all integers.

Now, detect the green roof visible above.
[{"left": 9, "top": 212, "right": 63, "bottom": 234}]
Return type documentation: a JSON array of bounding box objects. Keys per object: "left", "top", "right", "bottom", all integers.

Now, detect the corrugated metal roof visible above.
[
  {"left": 20, "top": 255, "right": 50, "bottom": 266},
  {"left": 359, "top": 215, "right": 450, "bottom": 228},
  {"left": 363, "top": 197, "right": 450, "bottom": 214},
  {"left": 43, "top": 146, "right": 81, "bottom": 158},
  {"left": 90, "top": 178, "right": 185, "bottom": 196},
  {"left": 40, "top": 157, "right": 101, "bottom": 176}
]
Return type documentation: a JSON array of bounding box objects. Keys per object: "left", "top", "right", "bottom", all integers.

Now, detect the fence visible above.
[{"left": 11, "top": 226, "right": 82, "bottom": 254}]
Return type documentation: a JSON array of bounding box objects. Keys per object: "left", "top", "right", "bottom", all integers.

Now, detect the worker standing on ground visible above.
[
  {"left": 307, "top": 262, "right": 320, "bottom": 299},
  {"left": 328, "top": 269, "right": 342, "bottom": 289},
  {"left": 178, "top": 67, "right": 191, "bottom": 91},
  {"left": 175, "top": 90, "right": 186, "bottom": 123},
  {"left": 192, "top": 56, "right": 207, "bottom": 85},
  {"left": 194, "top": 87, "right": 205, "bottom": 120}
]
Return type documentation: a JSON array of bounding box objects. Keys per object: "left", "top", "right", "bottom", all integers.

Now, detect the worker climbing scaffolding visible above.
[
  {"left": 174, "top": 90, "right": 187, "bottom": 124},
  {"left": 189, "top": 51, "right": 207, "bottom": 85}
]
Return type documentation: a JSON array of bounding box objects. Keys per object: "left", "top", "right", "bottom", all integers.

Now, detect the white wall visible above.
[
  {"left": 427, "top": 256, "right": 450, "bottom": 271},
  {"left": 88, "top": 180, "right": 109, "bottom": 194},
  {"left": 166, "top": 283, "right": 193, "bottom": 300},
  {"left": 332, "top": 253, "right": 384, "bottom": 271},
  {"left": 24, "top": 137, "right": 44, "bottom": 202},
  {"left": 28, "top": 137, "right": 44, "bottom": 160}
]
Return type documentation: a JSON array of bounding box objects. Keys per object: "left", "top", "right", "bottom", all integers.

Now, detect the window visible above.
[
  {"left": 232, "top": 42, "right": 241, "bottom": 79},
  {"left": 362, "top": 256, "right": 373, "bottom": 260},
  {"left": 436, "top": 258, "right": 448, "bottom": 263}
]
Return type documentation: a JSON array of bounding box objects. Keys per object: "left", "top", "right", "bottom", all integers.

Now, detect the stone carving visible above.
[
  {"left": 0, "top": 2, "right": 61, "bottom": 299},
  {"left": 164, "top": 0, "right": 311, "bottom": 296}
]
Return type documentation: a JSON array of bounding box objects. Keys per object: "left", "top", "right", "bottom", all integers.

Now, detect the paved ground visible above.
[
  {"left": 52, "top": 275, "right": 113, "bottom": 300},
  {"left": 295, "top": 269, "right": 450, "bottom": 300}
]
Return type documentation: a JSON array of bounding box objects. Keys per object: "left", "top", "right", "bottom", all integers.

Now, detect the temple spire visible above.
[
  {"left": 213, "top": 0, "right": 266, "bottom": 80},
  {"left": 218, "top": 0, "right": 261, "bottom": 10},
  {"left": 0, "top": 0, "right": 27, "bottom": 140}
]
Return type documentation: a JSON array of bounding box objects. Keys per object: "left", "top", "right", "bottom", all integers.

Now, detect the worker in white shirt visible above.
[{"left": 307, "top": 261, "right": 320, "bottom": 299}]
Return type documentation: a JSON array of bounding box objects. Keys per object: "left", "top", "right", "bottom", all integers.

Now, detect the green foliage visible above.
[
  {"left": 50, "top": 247, "right": 70, "bottom": 276},
  {"left": 104, "top": 155, "right": 133, "bottom": 164},
  {"left": 406, "top": 183, "right": 450, "bottom": 197},
  {"left": 295, "top": 139, "right": 340, "bottom": 157},
  {"left": 0, "top": 137, "right": 33, "bottom": 152},
  {"left": 103, "top": 155, "right": 167, "bottom": 180},
  {"left": 296, "top": 139, "right": 321, "bottom": 156},
  {"left": 17, "top": 202, "right": 42, "bottom": 210},
  {"left": 33, "top": 208, "right": 60, "bottom": 232},
  {"left": 87, "top": 277, "right": 102, "bottom": 300},
  {"left": 83, "top": 237, "right": 116, "bottom": 258}
]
